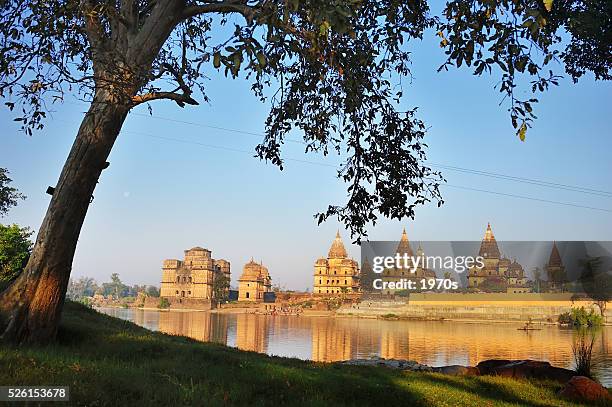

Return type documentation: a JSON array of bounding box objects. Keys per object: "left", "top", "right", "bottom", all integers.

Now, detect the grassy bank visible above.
[{"left": 0, "top": 302, "right": 601, "bottom": 406}]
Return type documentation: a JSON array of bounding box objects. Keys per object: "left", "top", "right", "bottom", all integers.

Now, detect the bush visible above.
[
  {"left": 558, "top": 312, "right": 572, "bottom": 325},
  {"left": 572, "top": 331, "right": 596, "bottom": 378},
  {"left": 158, "top": 297, "right": 170, "bottom": 309},
  {"left": 558, "top": 307, "right": 603, "bottom": 327}
]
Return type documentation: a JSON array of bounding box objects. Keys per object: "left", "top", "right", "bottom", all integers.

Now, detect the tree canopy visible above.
[
  {"left": 0, "top": 224, "right": 33, "bottom": 286},
  {"left": 0, "top": 1, "right": 609, "bottom": 239},
  {"left": 0, "top": 168, "right": 25, "bottom": 217}
]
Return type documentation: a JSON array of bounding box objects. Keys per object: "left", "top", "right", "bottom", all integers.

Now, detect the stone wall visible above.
[
  {"left": 339, "top": 293, "right": 611, "bottom": 324},
  {"left": 143, "top": 296, "right": 213, "bottom": 310}
]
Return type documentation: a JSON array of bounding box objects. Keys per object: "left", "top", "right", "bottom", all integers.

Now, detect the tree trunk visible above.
[{"left": 0, "top": 90, "right": 129, "bottom": 344}]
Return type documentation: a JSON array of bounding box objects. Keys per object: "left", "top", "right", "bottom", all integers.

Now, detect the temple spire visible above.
[
  {"left": 484, "top": 222, "right": 495, "bottom": 241},
  {"left": 479, "top": 223, "right": 500, "bottom": 258},
  {"left": 328, "top": 230, "right": 348, "bottom": 258},
  {"left": 396, "top": 227, "right": 414, "bottom": 257}
]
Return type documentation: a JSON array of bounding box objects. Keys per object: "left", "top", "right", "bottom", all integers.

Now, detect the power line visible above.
[
  {"left": 127, "top": 111, "right": 612, "bottom": 198},
  {"left": 442, "top": 184, "right": 612, "bottom": 213},
  {"left": 63, "top": 101, "right": 612, "bottom": 199},
  {"left": 127, "top": 128, "right": 612, "bottom": 214},
  {"left": 430, "top": 163, "right": 612, "bottom": 197}
]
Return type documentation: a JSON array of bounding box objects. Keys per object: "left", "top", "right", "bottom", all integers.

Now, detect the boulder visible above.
[
  {"left": 559, "top": 376, "right": 611, "bottom": 402},
  {"left": 432, "top": 365, "right": 479, "bottom": 376},
  {"left": 475, "top": 359, "right": 514, "bottom": 375},
  {"left": 476, "top": 359, "right": 576, "bottom": 384}
]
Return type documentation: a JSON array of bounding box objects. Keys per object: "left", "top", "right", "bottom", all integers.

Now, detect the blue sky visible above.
[{"left": 1, "top": 29, "right": 611, "bottom": 291}]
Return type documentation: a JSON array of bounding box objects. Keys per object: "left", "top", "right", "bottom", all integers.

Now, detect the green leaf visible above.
[
  {"left": 256, "top": 51, "right": 267, "bottom": 68},
  {"left": 213, "top": 52, "right": 221, "bottom": 68}
]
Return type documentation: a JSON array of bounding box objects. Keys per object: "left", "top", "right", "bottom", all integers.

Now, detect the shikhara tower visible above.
[{"left": 313, "top": 231, "right": 360, "bottom": 294}]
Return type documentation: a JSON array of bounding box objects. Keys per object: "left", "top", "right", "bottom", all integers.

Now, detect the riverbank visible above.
[
  {"left": 338, "top": 294, "right": 611, "bottom": 325},
  {"left": 0, "top": 302, "right": 600, "bottom": 406}
]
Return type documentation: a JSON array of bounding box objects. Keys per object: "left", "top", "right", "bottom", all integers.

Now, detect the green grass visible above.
[{"left": 0, "top": 302, "right": 601, "bottom": 406}]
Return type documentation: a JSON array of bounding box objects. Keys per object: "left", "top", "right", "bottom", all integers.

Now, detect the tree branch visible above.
[
  {"left": 181, "top": 1, "right": 256, "bottom": 22},
  {"left": 79, "top": 0, "right": 107, "bottom": 52},
  {"left": 131, "top": 91, "right": 199, "bottom": 107}
]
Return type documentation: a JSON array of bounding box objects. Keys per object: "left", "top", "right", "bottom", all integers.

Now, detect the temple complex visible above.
[
  {"left": 160, "top": 247, "right": 230, "bottom": 300},
  {"left": 545, "top": 242, "right": 567, "bottom": 292},
  {"left": 313, "top": 231, "right": 360, "bottom": 294},
  {"left": 380, "top": 229, "right": 436, "bottom": 295},
  {"left": 238, "top": 259, "right": 272, "bottom": 301},
  {"left": 467, "top": 224, "right": 530, "bottom": 292}
]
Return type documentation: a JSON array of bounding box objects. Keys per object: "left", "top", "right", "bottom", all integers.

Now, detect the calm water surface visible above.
[{"left": 97, "top": 307, "right": 611, "bottom": 386}]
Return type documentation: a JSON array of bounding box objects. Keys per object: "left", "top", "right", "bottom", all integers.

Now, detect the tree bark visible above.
[{"left": 0, "top": 89, "right": 130, "bottom": 344}]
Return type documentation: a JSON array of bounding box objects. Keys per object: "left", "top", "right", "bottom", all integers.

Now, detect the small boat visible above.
[{"left": 518, "top": 320, "right": 542, "bottom": 331}]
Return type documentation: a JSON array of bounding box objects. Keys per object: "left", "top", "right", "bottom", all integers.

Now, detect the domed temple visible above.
[
  {"left": 160, "top": 247, "right": 230, "bottom": 300},
  {"left": 238, "top": 259, "right": 272, "bottom": 301},
  {"left": 467, "top": 224, "right": 530, "bottom": 293},
  {"left": 380, "top": 228, "right": 436, "bottom": 295},
  {"left": 313, "top": 231, "right": 360, "bottom": 294}
]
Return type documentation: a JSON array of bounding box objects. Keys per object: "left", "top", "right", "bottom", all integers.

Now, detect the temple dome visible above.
[
  {"left": 328, "top": 231, "right": 348, "bottom": 259},
  {"left": 240, "top": 259, "right": 264, "bottom": 280}
]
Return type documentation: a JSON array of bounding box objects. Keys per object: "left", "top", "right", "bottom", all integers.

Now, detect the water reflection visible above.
[{"left": 98, "top": 308, "right": 611, "bottom": 386}]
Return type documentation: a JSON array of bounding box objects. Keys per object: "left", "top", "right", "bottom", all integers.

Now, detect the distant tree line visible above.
[{"left": 66, "top": 273, "right": 159, "bottom": 301}]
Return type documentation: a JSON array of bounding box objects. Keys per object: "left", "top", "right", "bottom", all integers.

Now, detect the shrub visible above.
[
  {"left": 572, "top": 331, "right": 596, "bottom": 378},
  {"left": 158, "top": 298, "right": 170, "bottom": 309},
  {"left": 558, "top": 307, "right": 603, "bottom": 327}
]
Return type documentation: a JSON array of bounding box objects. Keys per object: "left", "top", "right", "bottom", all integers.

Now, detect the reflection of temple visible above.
[
  {"left": 311, "top": 318, "right": 355, "bottom": 362},
  {"left": 546, "top": 242, "right": 567, "bottom": 292},
  {"left": 467, "top": 224, "right": 530, "bottom": 293},
  {"left": 313, "top": 231, "right": 360, "bottom": 294},
  {"left": 235, "top": 313, "right": 269, "bottom": 353},
  {"left": 158, "top": 311, "right": 227, "bottom": 344},
  {"left": 379, "top": 324, "right": 410, "bottom": 360},
  {"left": 381, "top": 229, "right": 436, "bottom": 295}
]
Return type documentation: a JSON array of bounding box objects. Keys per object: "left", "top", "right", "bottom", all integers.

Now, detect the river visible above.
[{"left": 96, "top": 307, "right": 611, "bottom": 386}]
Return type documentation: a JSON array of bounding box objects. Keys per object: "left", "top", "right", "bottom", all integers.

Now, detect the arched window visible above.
[
  {"left": 189, "top": 277, "right": 192, "bottom": 283},
  {"left": 176, "top": 276, "right": 180, "bottom": 283},
  {"left": 246, "top": 292, "right": 250, "bottom": 298}
]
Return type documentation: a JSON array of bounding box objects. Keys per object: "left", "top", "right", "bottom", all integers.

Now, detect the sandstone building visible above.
[
  {"left": 467, "top": 224, "right": 530, "bottom": 292},
  {"left": 380, "top": 229, "right": 436, "bottom": 295},
  {"left": 545, "top": 242, "right": 567, "bottom": 292},
  {"left": 238, "top": 259, "right": 272, "bottom": 301},
  {"left": 314, "top": 231, "right": 360, "bottom": 294},
  {"left": 160, "top": 247, "right": 230, "bottom": 300}
]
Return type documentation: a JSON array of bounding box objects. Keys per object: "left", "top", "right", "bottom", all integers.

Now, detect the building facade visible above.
[
  {"left": 160, "top": 247, "right": 230, "bottom": 300},
  {"left": 238, "top": 259, "right": 272, "bottom": 302},
  {"left": 313, "top": 231, "right": 360, "bottom": 294},
  {"left": 545, "top": 242, "right": 567, "bottom": 292},
  {"left": 380, "top": 229, "right": 436, "bottom": 295},
  {"left": 467, "top": 224, "right": 530, "bottom": 292}
]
